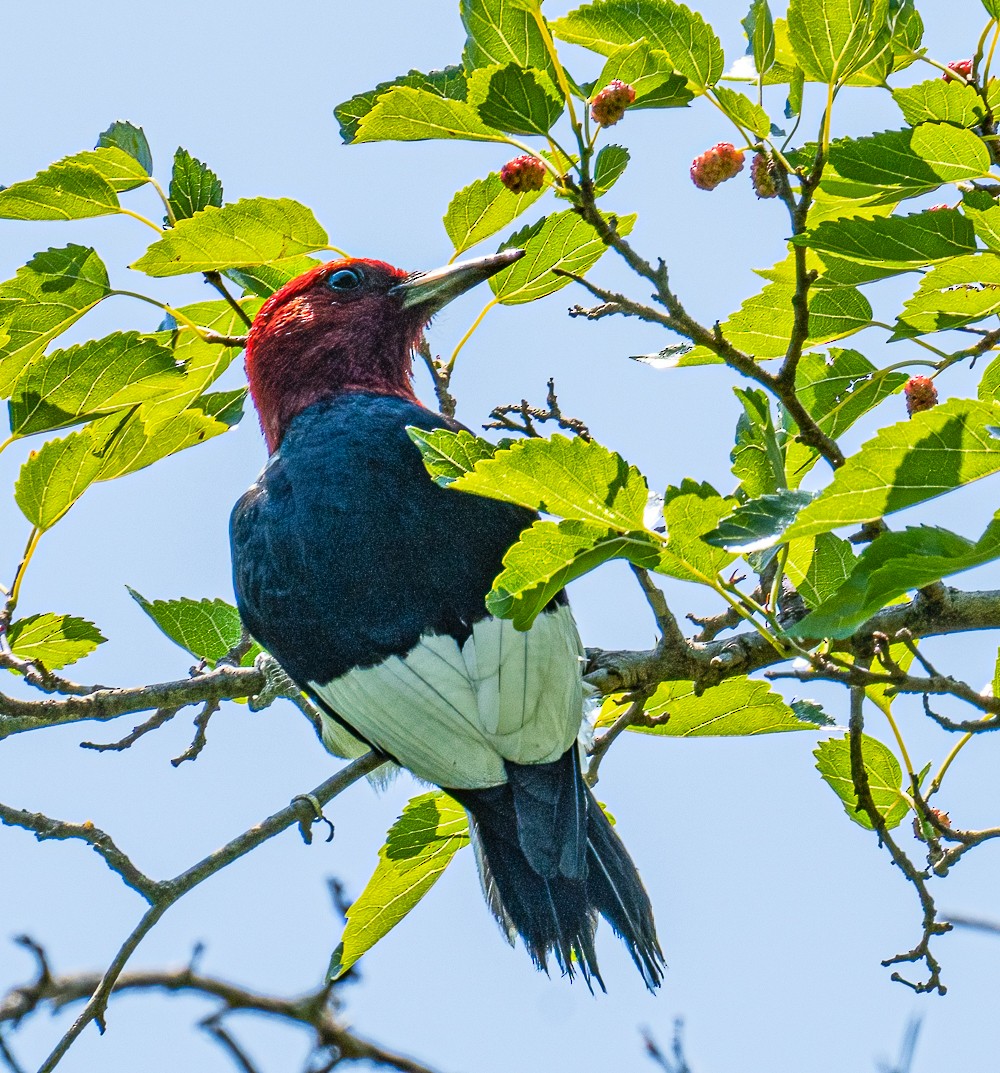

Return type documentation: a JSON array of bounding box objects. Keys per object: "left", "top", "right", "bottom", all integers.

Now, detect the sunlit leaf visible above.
[
  {"left": 815, "top": 733, "right": 908, "bottom": 829},
  {"left": 7, "top": 613, "right": 106, "bottom": 670}
]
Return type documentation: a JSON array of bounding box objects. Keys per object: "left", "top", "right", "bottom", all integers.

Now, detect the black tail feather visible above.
[{"left": 448, "top": 746, "right": 663, "bottom": 991}]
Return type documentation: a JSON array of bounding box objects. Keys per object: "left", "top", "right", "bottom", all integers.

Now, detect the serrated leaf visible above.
[
  {"left": 961, "top": 189, "right": 1000, "bottom": 252},
  {"left": 595, "top": 41, "right": 694, "bottom": 109},
  {"left": 892, "top": 78, "right": 986, "bottom": 128},
  {"left": 795, "top": 349, "right": 908, "bottom": 440},
  {"left": 552, "top": 0, "right": 725, "bottom": 91},
  {"left": 474, "top": 64, "right": 563, "bottom": 135},
  {"left": 0, "top": 162, "right": 119, "bottom": 221},
  {"left": 702, "top": 489, "right": 816, "bottom": 553},
  {"left": 336, "top": 66, "right": 468, "bottom": 143},
  {"left": 786, "top": 532, "right": 858, "bottom": 609},
  {"left": 406, "top": 427, "right": 499, "bottom": 485},
  {"left": 794, "top": 514, "right": 1000, "bottom": 638},
  {"left": 329, "top": 791, "right": 469, "bottom": 980},
  {"left": 0, "top": 245, "right": 111, "bottom": 397},
  {"left": 8, "top": 332, "right": 183, "bottom": 437},
  {"left": 444, "top": 174, "right": 546, "bottom": 258},
  {"left": 59, "top": 146, "right": 150, "bottom": 193},
  {"left": 449, "top": 434, "right": 649, "bottom": 529},
  {"left": 131, "top": 198, "right": 328, "bottom": 277},
  {"left": 593, "top": 145, "right": 630, "bottom": 195},
  {"left": 980, "top": 353, "right": 1000, "bottom": 403},
  {"left": 731, "top": 387, "right": 786, "bottom": 498},
  {"left": 196, "top": 388, "right": 246, "bottom": 426},
  {"left": 785, "top": 399, "right": 1000, "bottom": 540},
  {"left": 226, "top": 256, "right": 324, "bottom": 298},
  {"left": 127, "top": 589, "right": 258, "bottom": 666},
  {"left": 490, "top": 209, "right": 636, "bottom": 304},
  {"left": 743, "top": 0, "right": 776, "bottom": 74},
  {"left": 786, "top": 0, "right": 891, "bottom": 84},
  {"left": 168, "top": 148, "right": 223, "bottom": 223},
  {"left": 487, "top": 519, "right": 661, "bottom": 628},
  {"left": 893, "top": 253, "right": 1000, "bottom": 336},
  {"left": 655, "top": 479, "right": 737, "bottom": 583},
  {"left": 795, "top": 210, "right": 976, "bottom": 270},
  {"left": 714, "top": 86, "right": 771, "bottom": 137},
  {"left": 461, "top": 0, "right": 558, "bottom": 80},
  {"left": 600, "top": 676, "right": 822, "bottom": 736},
  {"left": 97, "top": 121, "right": 153, "bottom": 177},
  {"left": 815, "top": 733, "right": 908, "bottom": 829},
  {"left": 353, "top": 87, "right": 506, "bottom": 144},
  {"left": 7, "top": 613, "right": 106, "bottom": 670}
]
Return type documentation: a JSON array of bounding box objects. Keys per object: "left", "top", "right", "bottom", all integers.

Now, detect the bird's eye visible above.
[{"left": 326, "top": 268, "right": 363, "bottom": 292}]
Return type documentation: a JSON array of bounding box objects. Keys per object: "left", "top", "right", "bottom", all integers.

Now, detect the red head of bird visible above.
[{"left": 244, "top": 250, "right": 523, "bottom": 452}]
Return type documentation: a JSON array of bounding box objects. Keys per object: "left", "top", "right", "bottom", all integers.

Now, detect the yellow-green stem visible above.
[
  {"left": 984, "top": 21, "right": 1000, "bottom": 84},
  {"left": 117, "top": 207, "right": 164, "bottom": 234},
  {"left": 149, "top": 178, "right": 175, "bottom": 227},
  {"left": 931, "top": 729, "right": 980, "bottom": 794},
  {"left": 448, "top": 298, "right": 499, "bottom": 371},
  {"left": 531, "top": 9, "right": 579, "bottom": 132},
  {"left": 9, "top": 527, "right": 41, "bottom": 612}
]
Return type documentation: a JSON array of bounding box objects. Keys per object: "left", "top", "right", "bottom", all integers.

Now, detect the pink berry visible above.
[
  {"left": 942, "top": 59, "right": 974, "bottom": 83},
  {"left": 927, "top": 203, "right": 950, "bottom": 211},
  {"left": 590, "top": 79, "right": 636, "bottom": 127},
  {"left": 904, "top": 376, "right": 939, "bottom": 416},
  {"left": 499, "top": 155, "right": 546, "bottom": 194},
  {"left": 690, "top": 142, "right": 745, "bottom": 191},
  {"left": 751, "top": 151, "right": 778, "bottom": 199}
]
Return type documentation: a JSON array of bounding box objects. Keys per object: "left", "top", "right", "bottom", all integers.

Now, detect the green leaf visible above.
[
  {"left": 461, "top": 0, "right": 557, "bottom": 79},
  {"left": 14, "top": 419, "right": 121, "bottom": 530},
  {"left": 794, "top": 514, "right": 1000, "bottom": 638},
  {"left": 828, "top": 126, "right": 990, "bottom": 204},
  {"left": 887, "top": 0, "right": 923, "bottom": 72},
  {"left": 702, "top": 489, "right": 816, "bottom": 553},
  {"left": 593, "top": 145, "right": 630, "bottom": 195},
  {"left": 97, "top": 120, "right": 153, "bottom": 177},
  {"left": 795, "top": 210, "right": 976, "bottom": 270},
  {"left": 655, "top": 479, "right": 737, "bottom": 583},
  {"left": 815, "top": 733, "right": 908, "bottom": 830},
  {"left": 168, "top": 148, "right": 223, "bottom": 223},
  {"left": 335, "top": 67, "right": 468, "bottom": 143},
  {"left": 474, "top": 64, "right": 563, "bottom": 135},
  {"left": 786, "top": 532, "right": 858, "bottom": 608},
  {"left": 551, "top": 0, "right": 725, "bottom": 90},
  {"left": 786, "top": 0, "right": 891, "bottom": 84},
  {"left": 0, "top": 245, "right": 111, "bottom": 397},
  {"left": 742, "top": 0, "right": 776, "bottom": 74},
  {"left": 487, "top": 519, "right": 661, "bottom": 628},
  {"left": 329, "top": 791, "right": 470, "bottom": 980},
  {"left": 0, "top": 162, "right": 119, "bottom": 221},
  {"left": 893, "top": 253, "right": 1000, "bottom": 336},
  {"left": 449, "top": 433, "right": 649, "bottom": 529},
  {"left": 785, "top": 399, "right": 1000, "bottom": 539},
  {"left": 731, "top": 388, "right": 787, "bottom": 498},
  {"left": 8, "top": 332, "right": 183, "bottom": 438},
  {"left": 444, "top": 173, "right": 546, "bottom": 257},
  {"left": 713, "top": 86, "right": 771, "bottom": 138},
  {"left": 594, "top": 41, "right": 694, "bottom": 109},
  {"left": 127, "top": 589, "right": 258, "bottom": 666},
  {"left": 406, "top": 427, "right": 500, "bottom": 486},
  {"left": 353, "top": 87, "right": 506, "bottom": 143},
  {"left": 979, "top": 353, "right": 1000, "bottom": 403},
  {"left": 196, "top": 388, "right": 246, "bottom": 426},
  {"left": 59, "top": 146, "right": 150, "bottom": 193},
  {"left": 892, "top": 78, "right": 986, "bottom": 127},
  {"left": 7, "top": 613, "right": 106, "bottom": 670},
  {"left": 490, "top": 209, "right": 636, "bottom": 304},
  {"left": 795, "top": 349, "right": 908, "bottom": 441},
  {"left": 226, "top": 256, "right": 324, "bottom": 298},
  {"left": 960, "top": 189, "right": 1000, "bottom": 252},
  {"left": 600, "top": 676, "right": 823, "bottom": 736},
  {"left": 131, "top": 198, "right": 328, "bottom": 277}
]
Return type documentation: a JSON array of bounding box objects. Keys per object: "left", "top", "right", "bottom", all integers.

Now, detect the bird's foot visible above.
[{"left": 292, "top": 793, "right": 335, "bottom": 845}]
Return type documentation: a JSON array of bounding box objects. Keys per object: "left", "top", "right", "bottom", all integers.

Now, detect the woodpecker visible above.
[{"left": 230, "top": 250, "right": 663, "bottom": 990}]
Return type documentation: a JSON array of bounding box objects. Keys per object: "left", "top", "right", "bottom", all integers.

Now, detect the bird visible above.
[{"left": 230, "top": 248, "right": 663, "bottom": 991}]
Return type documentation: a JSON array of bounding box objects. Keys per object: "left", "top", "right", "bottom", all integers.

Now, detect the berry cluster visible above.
[
  {"left": 690, "top": 142, "right": 745, "bottom": 191},
  {"left": 499, "top": 155, "right": 546, "bottom": 194},
  {"left": 942, "top": 58, "right": 974, "bottom": 82},
  {"left": 590, "top": 79, "right": 636, "bottom": 127},
  {"left": 904, "top": 376, "right": 939, "bottom": 416},
  {"left": 751, "top": 151, "right": 778, "bottom": 199}
]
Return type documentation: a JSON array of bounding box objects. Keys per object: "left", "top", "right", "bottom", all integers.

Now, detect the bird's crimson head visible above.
[{"left": 244, "top": 250, "right": 523, "bottom": 452}]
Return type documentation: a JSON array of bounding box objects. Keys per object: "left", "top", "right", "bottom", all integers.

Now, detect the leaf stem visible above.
[
  {"left": 448, "top": 297, "right": 499, "bottom": 371},
  {"left": 116, "top": 207, "right": 164, "bottom": 234}
]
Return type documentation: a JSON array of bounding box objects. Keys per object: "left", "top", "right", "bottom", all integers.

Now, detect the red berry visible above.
[
  {"left": 927, "top": 203, "right": 950, "bottom": 211},
  {"left": 690, "top": 142, "right": 745, "bottom": 191},
  {"left": 590, "top": 79, "right": 636, "bottom": 127},
  {"left": 942, "top": 59, "right": 974, "bottom": 83},
  {"left": 751, "top": 151, "right": 778, "bottom": 199},
  {"left": 904, "top": 376, "right": 939, "bottom": 416},
  {"left": 499, "top": 155, "right": 546, "bottom": 194}
]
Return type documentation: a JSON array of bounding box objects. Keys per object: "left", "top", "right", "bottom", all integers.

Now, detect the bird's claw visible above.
[
  {"left": 249, "top": 652, "right": 300, "bottom": 711},
  {"left": 292, "top": 793, "right": 335, "bottom": 845}
]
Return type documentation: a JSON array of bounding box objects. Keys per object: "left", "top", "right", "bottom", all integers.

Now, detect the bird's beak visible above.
[{"left": 392, "top": 249, "right": 525, "bottom": 315}]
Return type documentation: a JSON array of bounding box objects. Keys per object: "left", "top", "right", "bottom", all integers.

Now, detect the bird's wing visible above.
[{"left": 308, "top": 603, "right": 585, "bottom": 790}]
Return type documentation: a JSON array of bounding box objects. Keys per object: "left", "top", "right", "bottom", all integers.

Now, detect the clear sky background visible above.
[{"left": 2, "top": 2, "right": 1000, "bottom": 1072}]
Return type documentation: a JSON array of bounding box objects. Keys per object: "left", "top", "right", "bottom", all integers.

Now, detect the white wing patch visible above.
[{"left": 309, "top": 603, "right": 585, "bottom": 790}]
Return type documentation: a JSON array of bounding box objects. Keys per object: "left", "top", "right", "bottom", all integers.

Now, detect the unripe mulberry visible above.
[
  {"left": 927, "top": 203, "right": 950, "bottom": 211},
  {"left": 904, "top": 376, "right": 939, "bottom": 416},
  {"left": 751, "top": 151, "right": 778, "bottom": 199},
  {"left": 690, "top": 142, "right": 745, "bottom": 191},
  {"left": 499, "top": 155, "right": 546, "bottom": 194},
  {"left": 590, "top": 80, "right": 636, "bottom": 127},
  {"left": 942, "top": 59, "right": 974, "bottom": 83}
]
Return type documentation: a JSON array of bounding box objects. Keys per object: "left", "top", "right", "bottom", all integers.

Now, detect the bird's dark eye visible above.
[{"left": 326, "top": 267, "right": 363, "bottom": 292}]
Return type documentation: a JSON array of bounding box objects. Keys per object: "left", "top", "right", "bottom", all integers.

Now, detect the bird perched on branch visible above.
[{"left": 230, "top": 249, "right": 663, "bottom": 990}]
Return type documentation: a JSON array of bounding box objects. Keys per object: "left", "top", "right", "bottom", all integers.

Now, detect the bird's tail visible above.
[{"left": 448, "top": 747, "right": 664, "bottom": 991}]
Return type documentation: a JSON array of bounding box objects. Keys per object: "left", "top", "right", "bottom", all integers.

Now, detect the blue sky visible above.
[{"left": 2, "top": 2, "right": 1000, "bottom": 1071}]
